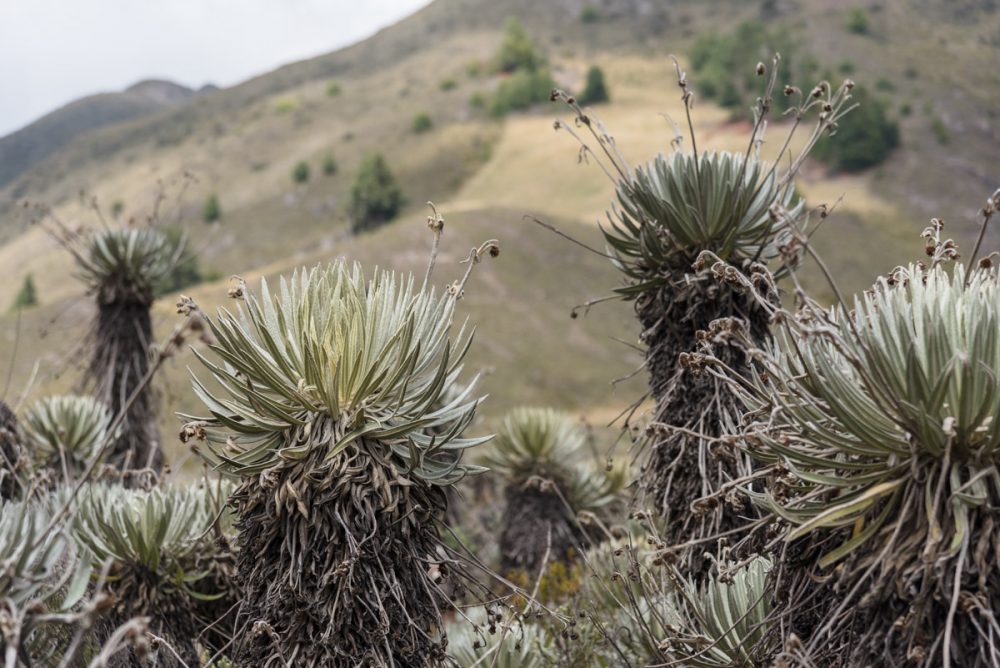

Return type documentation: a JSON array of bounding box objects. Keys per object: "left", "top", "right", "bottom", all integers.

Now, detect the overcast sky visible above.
[{"left": 0, "top": 0, "right": 432, "bottom": 137}]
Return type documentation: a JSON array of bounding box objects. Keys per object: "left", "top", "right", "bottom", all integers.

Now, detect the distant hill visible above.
[{"left": 0, "top": 79, "right": 206, "bottom": 189}]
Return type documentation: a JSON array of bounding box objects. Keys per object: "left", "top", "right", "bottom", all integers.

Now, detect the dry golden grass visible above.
[{"left": 454, "top": 55, "right": 903, "bottom": 231}]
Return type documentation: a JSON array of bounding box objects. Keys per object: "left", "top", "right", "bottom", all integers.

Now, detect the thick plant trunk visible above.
[
  {"left": 190, "top": 535, "right": 239, "bottom": 659},
  {"left": 231, "top": 443, "right": 453, "bottom": 666},
  {"left": 0, "top": 400, "right": 22, "bottom": 499},
  {"left": 771, "top": 505, "right": 1000, "bottom": 667},
  {"left": 87, "top": 299, "right": 163, "bottom": 474},
  {"left": 100, "top": 571, "right": 201, "bottom": 667},
  {"left": 635, "top": 270, "right": 770, "bottom": 571},
  {"left": 498, "top": 480, "right": 583, "bottom": 575}
]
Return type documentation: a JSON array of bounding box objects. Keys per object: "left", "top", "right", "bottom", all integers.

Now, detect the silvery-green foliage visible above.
[
  {"left": 445, "top": 608, "right": 551, "bottom": 668},
  {"left": 22, "top": 395, "right": 114, "bottom": 473},
  {"left": 486, "top": 407, "right": 586, "bottom": 479},
  {"left": 486, "top": 407, "right": 624, "bottom": 515},
  {"left": 565, "top": 458, "right": 629, "bottom": 518},
  {"left": 666, "top": 557, "right": 773, "bottom": 667},
  {"left": 0, "top": 499, "right": 89, "bottom": 610},
  {"left": 76, "top": 227, "right": 186, "bottom": 302},
  {"left": 577, "top": 542, "right": 772, "bottom": 667},
  {"left": 577, "top": 539, "right": 679, "bottom": 666},
  {"left": 70, "top": 481, "right": 231, "bottom": 584},
  {"left": 0, "top": 497, "right": 91, "bottom": 663},
  {"left": 739, "top": 264, "right": 1000, "bottom": 566},
  {"left": 605, "top": 151, "right": 803, "bottom": 297},
  {"left": 716, "top": 261, "right": 1000, "bottom": 664},
  {"left": 183, "top": 261, "right": 489, "bottom": 482}
]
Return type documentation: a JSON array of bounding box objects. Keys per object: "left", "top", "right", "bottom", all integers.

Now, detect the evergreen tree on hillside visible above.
[
  {"left": 496, "top": 17, "right": 542, "bottom": 73},
  {"left": 292, "top": 160, "right": 311, "bottom": 184},
  {"left": 578, "top": 65, "right": 610, "bottom": 105},
  {"left": 349, "top": 153, "right": 405, "bottom": 233},
  {"left": 11, "top": 274, "right": 38, "bottom": 310},
  {"left": 490, "top": 70, "right": 556, "bottom": 117},
  {"left": 202, "top": 193, "right": 221, "bottom": 223},
  {"left": 689, "top": 21, "right": 814, "bottom": 112},
  {"left": 813, "top": 85, "right": 899, "bottom": 171},
  {"left": 322, "top": 153, "right": 338, "bottom": 175}
]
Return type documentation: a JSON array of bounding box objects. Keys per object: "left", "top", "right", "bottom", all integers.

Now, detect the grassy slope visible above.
[
  {"left": 1, "top": 208, "right": 644, "bottom": 473},
  {"left": 0, "top": 0, "right": 997, "bottom": 471}
]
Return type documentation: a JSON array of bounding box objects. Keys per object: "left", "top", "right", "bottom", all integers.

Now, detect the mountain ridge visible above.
[{"left": 0, "top": 78, "right": 211, "bottom": 190}]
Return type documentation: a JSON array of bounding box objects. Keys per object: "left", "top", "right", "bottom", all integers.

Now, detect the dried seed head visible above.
[
  {"left": 227, "top": 275, "right": 246, "bottom": 300},
  {"left": 179, "top": 421, "right": 208, "bottom": 443},
  {"left": 175, "top": 294, "right": 198, "bottom": 316},
  {"left": 426, "top": 211, "right": 444, "bottom": 233}
]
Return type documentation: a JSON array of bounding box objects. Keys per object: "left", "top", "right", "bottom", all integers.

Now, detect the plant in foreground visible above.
[
  {"left": 0, "top": 497, "right": 92, "bottom": 664},
  {"left": 551, "top": 538, "right": 774, "bottom": 667},
  {"left": 70, "top": 481, "right": 234, "bottom": 666},
  {"left": 713, "top": 238, "right": 1000, "bottom": 665},
  {"left": 546, "top": 538, "right": 668, "bottom": 666},
  {"left": 445, "top": 606, "right": 550, "bottom": 668},
  {"left": 664, "top": 556, "right": 773, "bottom": 667},
  {"left": 486, "top": 407, "right": 625, "bottom": 574},
  {"left": 182, "top": 249, "right": 497, "bottom": 665},
  {"left": 551, "top": 58, "right": 855, "bottom": 570}
]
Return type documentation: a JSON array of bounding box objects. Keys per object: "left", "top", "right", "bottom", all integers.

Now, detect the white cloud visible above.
[{"left": 0, "top": 0, "right": 431, "bottom": 136}]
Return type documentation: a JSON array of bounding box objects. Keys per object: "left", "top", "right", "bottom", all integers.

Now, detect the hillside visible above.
[
  {"left": 0, "top": 0, "right": 998, "bottom": 471},
  {"left": 0, "top": 79, "right": 204, "bottom": 190}
]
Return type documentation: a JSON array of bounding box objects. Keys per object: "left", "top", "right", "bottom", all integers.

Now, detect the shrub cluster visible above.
[
  {"left": 349, "top": 152, "right": 405, "bottom": 232},
  {"left": 577, "top": 65, "right": 609, "bottom": 105},
  {"left": 412, "top": 111, "right": 434, "bottom": 133},
  {"left": 202, "top": 192, "right": 221, "bottom": 223},
  {"left": 812, "top": 84, "right": 900, "bottom": 171},
  {"left": 292, "top": 159, "right": 310, "bottom": 184},
  {"left": 490, "top": 18, "right": 556, "bottom": 117},
  {"left": 690, "top": 21, "right": 899, "bottom": 171}
]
